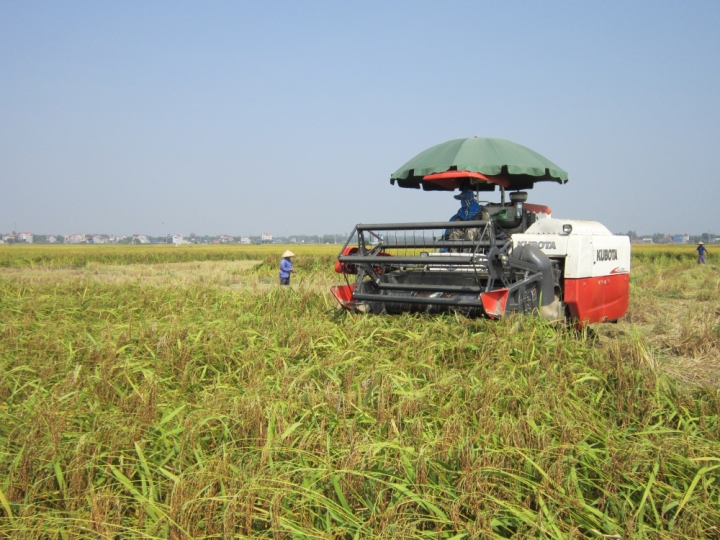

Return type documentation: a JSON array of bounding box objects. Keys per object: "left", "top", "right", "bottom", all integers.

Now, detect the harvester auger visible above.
[{"left": 331, "top": 137, "right": 631, "bottom": 325}]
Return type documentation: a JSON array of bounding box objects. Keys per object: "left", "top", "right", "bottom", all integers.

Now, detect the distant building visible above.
[
  {"left": 290, "top": 237, "right": 297, "bottom": 243},
  {"left": 46, "top": 235, "right": 57, "bottom": 243},
  {"left": 65, "top": 234, "right": 87, "bottom": 244},
  {"left": 132, "top": 234, "right": 151, "bottom": 244},
  {"left": 18, "top": 232, "right": 33, "bottom": 243},
  {"left": 261, "top": 232, "right": 273, "bottom": 243},
  {"left": 641, "top": 238, "right": 653, "bottom": 244},
  {"left": 172, "top": 234, "right": 189, "bottom": 245},
  {"left": 240, "top": 236, "right": 251, "bottom": 244},
  {"left": 673, "top": 236, "right": 684, "bottom": 244},
  {"left": 218, "top": 234, "right": 232, "bottom": 244},
  {"left": 92, "top": 235, "right": 109, "bottom": 244},
  {"left": 683, "top": 234, "right": 690, "bottom": 244},
  {"left": 2, "top": 233, "right": 18, "bottom": 243}
]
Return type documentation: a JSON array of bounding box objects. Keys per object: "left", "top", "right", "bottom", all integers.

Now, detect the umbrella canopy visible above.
[{"left": 390, "top": 137, "right": 568, "bottom": 192}]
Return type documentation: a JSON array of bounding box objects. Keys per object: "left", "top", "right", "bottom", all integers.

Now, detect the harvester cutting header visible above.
[{"left": 331, "top": 137, "right": 630, "bottom": 325}]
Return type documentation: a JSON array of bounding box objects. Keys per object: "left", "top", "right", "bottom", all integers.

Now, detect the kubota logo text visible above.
[
  {"left": 515, "top": 240, "right": 557, "bottom": 250},
  {"left": 596, "top": 249, "right": 618, "bottom": 261}
]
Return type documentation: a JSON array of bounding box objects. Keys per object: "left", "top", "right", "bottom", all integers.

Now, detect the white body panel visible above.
[{"left": 511, "top": 218, "right": 631, "bottom": 279}]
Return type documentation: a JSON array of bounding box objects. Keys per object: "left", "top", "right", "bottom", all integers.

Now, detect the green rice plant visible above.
[
  {"left": 0, "top": 247, "right": 718, "bottom": 538},
  {"left": 631, "top": 244, "right": 709, "bottom": 265}
]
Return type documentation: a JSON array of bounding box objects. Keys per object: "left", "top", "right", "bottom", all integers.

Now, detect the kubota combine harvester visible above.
[{"left": 331, "top": 137, "right": 630, "bottom": 324}]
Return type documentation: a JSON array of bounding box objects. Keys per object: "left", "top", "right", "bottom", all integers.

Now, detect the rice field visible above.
[{"left": 0, "top": 243, "right": 718, "bottom": 538}]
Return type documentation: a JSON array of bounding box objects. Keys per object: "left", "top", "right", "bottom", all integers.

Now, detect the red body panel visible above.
[
  {"left": 335, "top": 247, "right": 359, "bottom": 274},
  {"left": 330, "top": 285, "right": 355, "bottom": 308},
  {"left": 480, "top": 288, "right": 509, "bottom": 319},
  {"left": 564, "top": 274, "right": 629, "bottom": 323}
]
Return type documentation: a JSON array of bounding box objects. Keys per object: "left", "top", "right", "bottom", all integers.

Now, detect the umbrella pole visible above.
[{"left": 500, "top": 186, "right": 506, "bottom": 206}]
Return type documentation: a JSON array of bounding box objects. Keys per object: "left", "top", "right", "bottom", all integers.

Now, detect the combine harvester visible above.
[{"left": 331, "top": 137, "right": 630, "bottom": 324}]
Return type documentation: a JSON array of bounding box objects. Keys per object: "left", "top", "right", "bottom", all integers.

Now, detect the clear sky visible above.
[{"left": 1, "top": 1, "right": 718, "bottom": 237}]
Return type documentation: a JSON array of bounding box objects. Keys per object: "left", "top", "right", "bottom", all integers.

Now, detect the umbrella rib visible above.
[{"left": 486, "top": 138, "right": 504, "bottom": 174}]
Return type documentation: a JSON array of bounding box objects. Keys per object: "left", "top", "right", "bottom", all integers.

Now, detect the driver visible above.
[
  {"left": 443, "top": 189, "right": 486, "bottom": 251},
  {"left": 452, "top": 189, "right": 482, "bottom": 221}
]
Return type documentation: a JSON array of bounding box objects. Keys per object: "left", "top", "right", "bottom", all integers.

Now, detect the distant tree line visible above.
[
  {"left": 619, "top": 231, "right": 715, "bottom": 243},
  {"left": 0, "top": 233, "right": 349, "bottom": 245}
]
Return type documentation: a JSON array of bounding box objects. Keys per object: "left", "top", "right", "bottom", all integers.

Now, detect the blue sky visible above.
[{"left": 1, "top": 1, "right": 718, "bottom": 236}]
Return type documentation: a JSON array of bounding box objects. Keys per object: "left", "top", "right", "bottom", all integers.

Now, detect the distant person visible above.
[
  {"left": 697, "top": 242, "right": 708, "bottom": 264},
  {"left": 279, "top": 250, "right": 296, "bottom": 285}
]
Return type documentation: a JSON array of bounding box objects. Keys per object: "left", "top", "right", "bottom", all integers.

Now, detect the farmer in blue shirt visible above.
[
  {"left": 452, "top": 189, "right": 482, "bottom": 221},
  {"left": 697, "top": 242, "right": 708, "bottom": 264},
  {"left": 441, "top": 190, "right": 486, "bottom": 252},
  {"left": 279, "top": 250, "right": 295, "bottom": 285}
]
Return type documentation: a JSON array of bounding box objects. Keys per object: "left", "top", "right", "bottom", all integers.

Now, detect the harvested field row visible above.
[
  {"left": 0, "top": 243, "right": 706, "bottom": 269},
  {"left": 0, "top": 244, "right": 341, "bottom": 269}
]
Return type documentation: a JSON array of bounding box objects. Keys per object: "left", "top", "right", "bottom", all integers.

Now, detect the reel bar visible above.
[
  {"left": 375, "top": 283, "right": 484, "bottom": 293},
  {"left": 356, "top": 220, "right": 489, "bottom": 231},
  {"left": 352, "top": 293, "right": 485, "bottom": 307},
  {"left": 338, "top": 255, "right": 476, "bottom": 265}
]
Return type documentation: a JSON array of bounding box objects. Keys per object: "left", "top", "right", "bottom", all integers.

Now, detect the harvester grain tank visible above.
[{"left": 331, "top": 137, "right": 630, "bottom": 324}]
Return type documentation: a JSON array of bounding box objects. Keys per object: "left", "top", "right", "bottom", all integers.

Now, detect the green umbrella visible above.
[{"left": 390, "top": 137, "right": 568, "bottom": 192}]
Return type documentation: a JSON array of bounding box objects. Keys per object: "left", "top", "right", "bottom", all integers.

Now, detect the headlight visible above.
[{"left": 562, "top": 224, "right": 573, "bottom": 235}]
